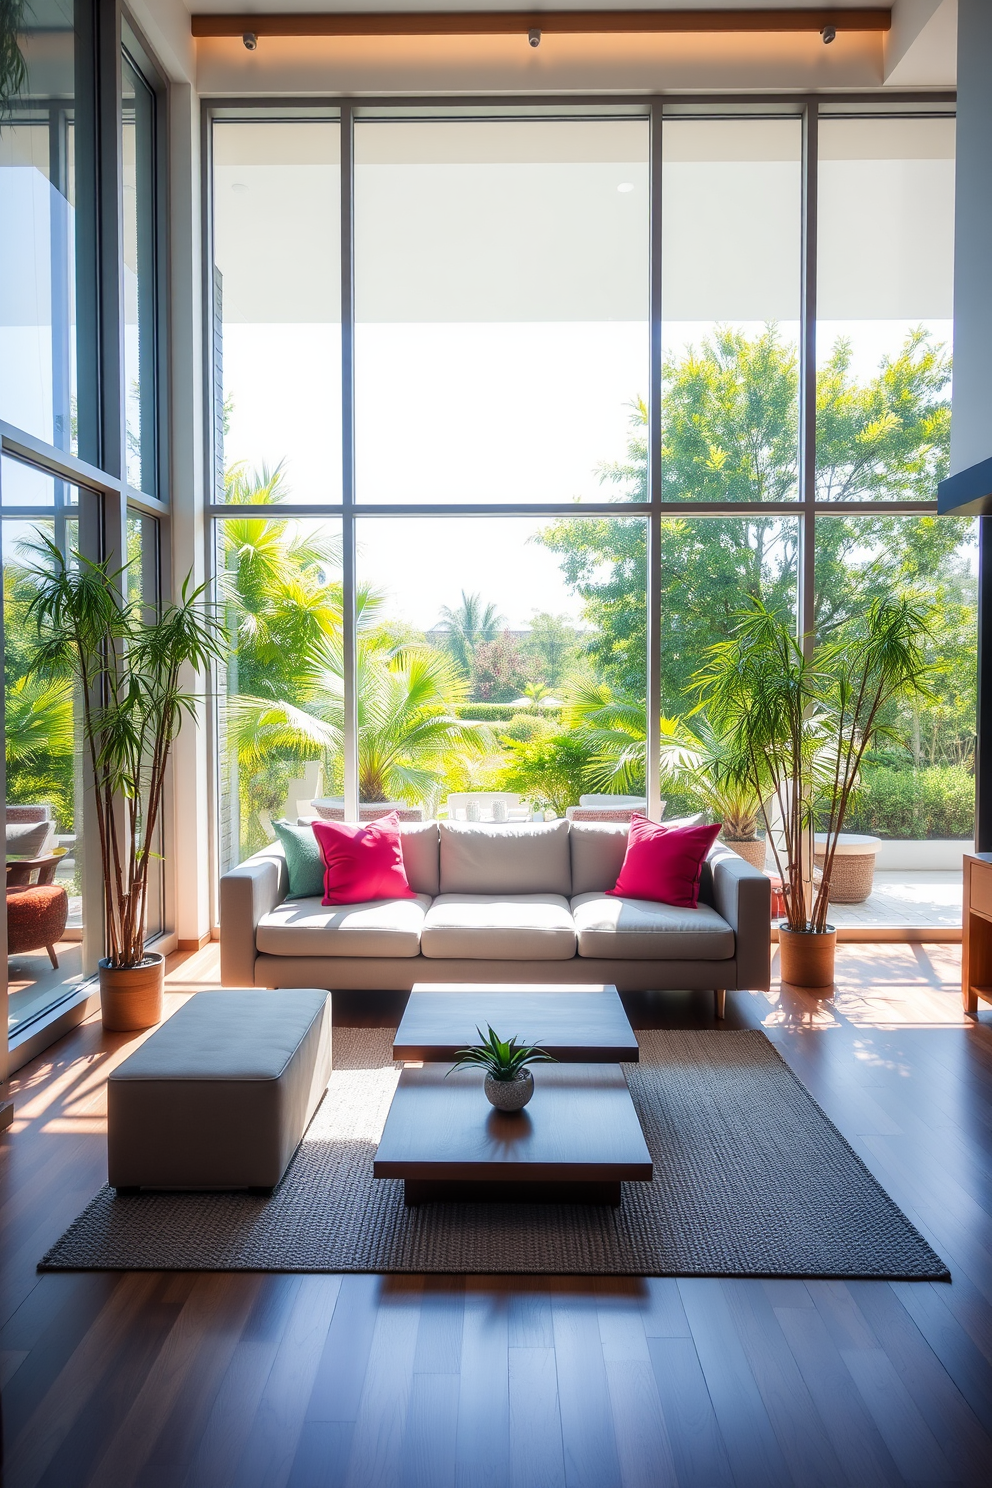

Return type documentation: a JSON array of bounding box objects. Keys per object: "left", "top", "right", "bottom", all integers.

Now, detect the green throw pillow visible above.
[{"left": 272, "top": 819, "right": 325, "bottom": 900}]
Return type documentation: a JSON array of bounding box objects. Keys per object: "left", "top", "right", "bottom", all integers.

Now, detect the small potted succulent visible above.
[{"left": 448, "top": 1025, "right": 556, "bottom": 1112}]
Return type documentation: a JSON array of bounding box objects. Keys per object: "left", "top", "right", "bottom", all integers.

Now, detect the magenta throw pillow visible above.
[
  {"left": 311, "top": 813, "right": 415, "bottom": 905},
  {"left": 606, "top": 814, "right": 722, "bottom": 909}
]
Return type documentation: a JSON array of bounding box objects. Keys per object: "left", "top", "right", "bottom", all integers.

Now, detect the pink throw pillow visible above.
[
  {"left": 607, "top": 814, "right": 722, "bottom": 909},
  {"left": 312, "top": 813, "right": 415, "bottom": 905}
]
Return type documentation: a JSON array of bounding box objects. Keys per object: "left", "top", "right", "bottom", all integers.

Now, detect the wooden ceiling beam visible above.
[{"left": 191, "top": 10, "right": 892, "bottom": 40}]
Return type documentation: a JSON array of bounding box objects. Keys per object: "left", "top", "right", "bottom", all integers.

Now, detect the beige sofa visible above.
[{"left": 220, "top": 820, "right": 771, "bottom": 1014}]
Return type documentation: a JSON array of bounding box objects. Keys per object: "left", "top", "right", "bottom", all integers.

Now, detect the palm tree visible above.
[
  {"left": 565, "top": 683, "right": 647, "bottom": 793},
  {"left": 436, "top": 591, "right": 504, "bottom": 679},
  {"left": 230, "top": 636, "right": 488, "bottom": 814}
]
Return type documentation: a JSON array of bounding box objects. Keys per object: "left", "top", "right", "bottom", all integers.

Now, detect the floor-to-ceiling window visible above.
[
  {"left": 1, "top": 3, "right": 169, "bottom": 1056},
  {"left": 208, "top": 98, "right": 969, "bottom": 935}
]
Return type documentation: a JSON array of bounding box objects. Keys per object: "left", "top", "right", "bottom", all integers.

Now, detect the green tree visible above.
[
  {"left": 436, "top": 591, "right": 504, "bottom": 681},
  {"left": 537, "top": 326, "right": 969, "bottom": 767}
]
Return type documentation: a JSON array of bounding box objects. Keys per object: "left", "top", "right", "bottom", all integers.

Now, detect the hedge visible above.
[
  {"left": 835, "top": 766, "right": 974, "bottom": 840},
  {"left": 455, "top": 704, "right": 562, "bottom": 722}
]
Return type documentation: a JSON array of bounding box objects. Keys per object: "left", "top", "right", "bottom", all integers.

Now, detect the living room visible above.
[{"left": 3, "top": 2, "right": 992, "bottom": 1484}]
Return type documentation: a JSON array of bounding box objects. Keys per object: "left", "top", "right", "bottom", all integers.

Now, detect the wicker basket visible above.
[{"left": 813, "top": 849, "right": 877, "bottom": 904}]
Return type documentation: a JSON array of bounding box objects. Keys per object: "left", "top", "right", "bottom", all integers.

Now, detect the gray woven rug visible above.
[{"left": 39, "top": 1028, "right": 949, "bottom": 1279}]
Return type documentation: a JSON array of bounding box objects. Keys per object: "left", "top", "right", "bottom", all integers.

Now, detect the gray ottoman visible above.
[{"left": 108, "top": 988, "right": 332, "bottom": 1193}]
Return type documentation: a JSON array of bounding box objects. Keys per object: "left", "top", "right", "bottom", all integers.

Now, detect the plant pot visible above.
[
  {"left": 778, "top": 925, "right": 837, "bottom": 990},
  {"left": 99, "top": 953, "right": 165, "bottom": 1031},
  {"left": 724, "top": 836, "right": 767, "bottom": 870},
  {"left": 484, "top": 1069, "right": 534, "bottom": 1112}
]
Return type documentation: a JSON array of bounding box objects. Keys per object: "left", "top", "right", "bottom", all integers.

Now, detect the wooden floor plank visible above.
[
  {"left": 677, "top": 1279, "right": 795, "bottom": 1488},
  {"left": 508, "top": 1346, "right": 565, "bottom": 1488},
  {"left": 552, "top": 1291, "right": 622, "bottom": 1488},
  {"left": 342, "top": 1277, "right": 422, "bottom": 1488},
  {"left": 646, "top": 1336, "right": 734, "bottom": 1488},
  {"left": 226, "top": 1276, "right": 342, "bottom": 1488},
  {"left": 455, "top": 1283, "right": 511, "bottom": 1488},
  {"left": 840, "top": 1346, "right": 957, "bottom": 1483}
]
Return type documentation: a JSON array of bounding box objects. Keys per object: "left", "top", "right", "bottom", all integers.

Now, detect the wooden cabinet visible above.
[{"left": 963, "top": 853, "right": 992, "bottom": 1016}]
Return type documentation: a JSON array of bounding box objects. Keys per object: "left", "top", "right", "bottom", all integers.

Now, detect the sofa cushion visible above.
[
  {"left": 256, "top": 894, "right": 432, "bottom": 958},
  {"left": 571, "top": 892, "right": 735, "bottom": 961},
  {"left": 421, "top": 894, "right": 576, "bottom": 960},
  {"left": 399, "top": 820, "right": 441, "bottom": 897},
  {"left": 272, "top": 819, "right": 325, "bottom": 899},
  {"left": 439, "top": 819, "right": 571, "bottom": 896},
  {"left": 569, "top": 822, "right": 630, "bottom": 896},
  {"left": 609, "top": 816, "right": 722, "bottom": 909},
  {"left": 6, "top": 819, "right": 55, "bottom": 858},
  {"left": 313, "top": 813, "right": 416, "bottom": 905},
  {"left": 299, "top": 817, "right": 440, "bottom": 898}
]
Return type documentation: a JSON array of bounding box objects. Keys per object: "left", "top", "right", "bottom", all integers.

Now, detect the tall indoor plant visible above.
[
  {"left": 695, "top": 596, "right": 932, "bottom": 988},
  {"left": 658, "top": 714, "right": 767, "bottom": 867},
  {"left": 27, "top": 540, "right": 223, "bottom": 1029}
]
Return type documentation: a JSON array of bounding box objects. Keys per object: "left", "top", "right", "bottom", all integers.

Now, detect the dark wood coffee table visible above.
[
  {"left": 374, "top": 1063, "right": 652, "bottom": 1205},
  {"left": 393, "top": 983, "right": 639, "bottom": 1063}
]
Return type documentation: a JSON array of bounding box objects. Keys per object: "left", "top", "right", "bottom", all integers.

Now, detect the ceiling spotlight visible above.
[
  {"left": 820, "top": 24, "right": 837, "bottom": 44},
  {"left": 617, "top": 182, "right": 634, "bottom": 193},
  {"left": 243, "top": 32, "right": 258, "bottom": 51},
  {"left": 528, "top": 28, "right": 541, "bottom": 48}
]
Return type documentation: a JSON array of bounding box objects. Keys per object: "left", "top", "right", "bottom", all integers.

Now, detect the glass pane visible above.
[
  {"left": 355, "top": 118, "right": 650, "bottom": 504},
  {"left": 662, "top": 119, "right": 802, "bottom": 502},
  {"left": 815, "top": 514, "right": 976, "bottom": 830},
  {"left": 215, "top": 515, "right": 344, "bottom": 869},
  {"left": 3, "top": 459, "right": 89, "bottom": 1037},
  {"left": 122, "top": 51, "right": 158, "bottom": 495},
  {"left": 0, "top": 1, "right": 94, "bottom": 458},
  {"left": 212, "top": 120, "right": 342, "bottom": 504},
  {"left": 356, "top": 516, "right": 648, "bottom": 817},
  {"left": 814, "top": 515, "right": 975, "bottom": 932},
  {"left": 817, "top": 117, "right": 954, "bottom": 502},
  {"left": 658, "top": 517, "right": 798, "bottom": 825}
]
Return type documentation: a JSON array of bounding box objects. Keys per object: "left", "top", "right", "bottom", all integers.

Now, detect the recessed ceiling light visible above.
[
  {"left": 232, "top": 182, "right": 248, "bottom": 192},
  {"left": 617, "top": 182, "right": 634, "bottom": 193}
]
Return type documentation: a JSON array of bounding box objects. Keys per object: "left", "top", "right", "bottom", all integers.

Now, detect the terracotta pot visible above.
[
  {"left": 778, "top": 925, "right": 837, "bottom": 990},
  {"left": 484, "top": 1069, "right": 534, "bottom": 1112},
  {"left": 99, "top": 953, "right": 165, "bottom": 1031},
  {"left": 724, "top": 837, "right": 767, "bottom": 870}
]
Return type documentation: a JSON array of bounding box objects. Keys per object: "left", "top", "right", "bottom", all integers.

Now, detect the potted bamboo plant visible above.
[
  {"left": 694, "top": 596, "right": 932, "bottom": 989},
  {"left": 26, "top": 540, "right": 223, "bottom": 1030}
]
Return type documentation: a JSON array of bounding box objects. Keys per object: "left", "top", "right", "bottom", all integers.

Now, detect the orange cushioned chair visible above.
[{"left": 6, "top": 883, "right": 69, "bottom": 969}]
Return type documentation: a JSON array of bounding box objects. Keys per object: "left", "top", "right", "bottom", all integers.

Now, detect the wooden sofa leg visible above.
[
  {"left": 715, "top": 989, "right": 726, "bottom": 1020},
  {"left": 47, "top": 944, "right": 60, "bottom": 970}
]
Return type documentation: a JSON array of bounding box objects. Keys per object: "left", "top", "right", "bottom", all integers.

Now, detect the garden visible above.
[{"left": 4, "top": 326, "right": 977, "bottom": 867}]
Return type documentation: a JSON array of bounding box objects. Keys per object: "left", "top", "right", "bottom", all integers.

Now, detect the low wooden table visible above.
[
  {"left": 374, "top": 1063, "right": 652, "bottom": 1206},
  {"left": 393, "top": 983, "right": 639, "bottom": 1064}
]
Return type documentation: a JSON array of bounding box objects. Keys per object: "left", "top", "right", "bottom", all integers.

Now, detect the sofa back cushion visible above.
[
  {"left": 439, "top": 819, "right": 571, "bottom": 896},
  {"left": 399, "top": 820, "right": 441, "bottom": 897},
  {"left": 300, "top": 817, "right": 439, "bottom": 897},
  {"left": 569, "top": 821, "right": 630, "bottom": 896}
]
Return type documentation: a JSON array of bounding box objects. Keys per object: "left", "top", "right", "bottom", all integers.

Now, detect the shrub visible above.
[
  {"left": 497, "top": 732, "right": 593, "bottom": 817},
  {"left": 834, "top": 765, "right": 974, "bottom": 840},
  {"left": 455, "top": 704, "right": 518, "bottom": 722}
]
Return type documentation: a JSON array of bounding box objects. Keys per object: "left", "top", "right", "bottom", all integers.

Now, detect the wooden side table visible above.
[{"left": 962, "top": 852, "right": 992, "bottom": 1016}]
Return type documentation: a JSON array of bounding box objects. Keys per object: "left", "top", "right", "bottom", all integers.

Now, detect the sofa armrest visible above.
[
  {"left": 220, "top": 845, "right": 290, "bottom": 987},
  {"left": 709, "top": 845, "right": 772, "bottom": 992}
]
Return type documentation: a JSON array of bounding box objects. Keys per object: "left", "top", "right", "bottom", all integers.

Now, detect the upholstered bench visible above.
[{"left": 108, "top": 988, "right": 332, "bottom": 1194}]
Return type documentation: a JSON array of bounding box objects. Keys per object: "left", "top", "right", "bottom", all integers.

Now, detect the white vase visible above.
[{"left": 484, "top": 1069, "right": 534, "bottom": 1111}]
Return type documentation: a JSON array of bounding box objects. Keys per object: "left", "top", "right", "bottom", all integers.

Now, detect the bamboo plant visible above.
[
  {"left": 693, "top": 596, "right": 933, "bottom": 933},
  {"left": 25, "top": 538, "right": 224, "bottom": 968}
]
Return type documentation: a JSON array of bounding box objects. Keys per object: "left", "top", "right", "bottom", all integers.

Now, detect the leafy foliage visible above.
[
  {"left": 496, "top": 731, "right": 592, "bottom": 817},
  {"left": 25, "top": 539, "right": 224, "bottom": 966},
  {"left": 448, "top": 1025, "right": 557, "bottom": 1082}
]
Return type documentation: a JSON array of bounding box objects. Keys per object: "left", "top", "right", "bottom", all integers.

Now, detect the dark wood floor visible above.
[{"left": 2, "top": 943, "right": 992, "bottom": 1488}]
